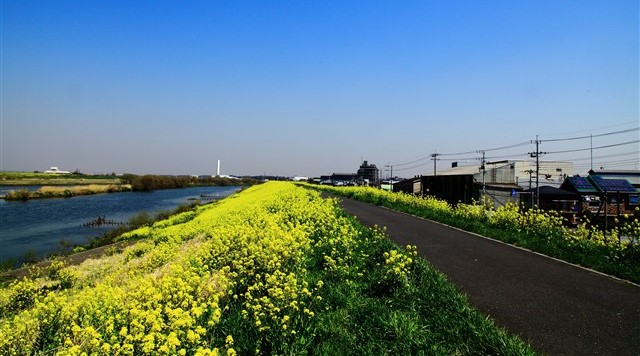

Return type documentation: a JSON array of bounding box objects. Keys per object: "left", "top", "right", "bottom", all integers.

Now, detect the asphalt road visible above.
[{"left": 332, "top": 195, "right": 640, "bottom": 356}]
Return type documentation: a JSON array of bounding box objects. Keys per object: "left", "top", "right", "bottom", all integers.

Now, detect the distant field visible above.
[{"left": 0, "top": 172, "right": 121, "bottom": 185}]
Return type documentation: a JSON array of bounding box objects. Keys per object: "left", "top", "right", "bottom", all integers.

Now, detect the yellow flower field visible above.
[{"left": 0, "top": 182, "right": 532, "bottom": 355}]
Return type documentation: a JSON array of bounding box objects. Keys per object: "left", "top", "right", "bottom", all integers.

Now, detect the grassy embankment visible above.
[
  {"left": 0, "top": 172, "right": 121, "bottom": 186},
  {"left": 0, "top": 182, "right": 534, "bottom": 355},
  {"left": 2, "top": 172, "right": 260, "bottom": 200},
  {"left": 4, "top": 184, "right": 132, "bottom": 200},
  {"left": 308, "top": 184, "right": 640, "bottom": 284},
  {"left": 2, "top": 172, "right": 128, "bottom": 200}
]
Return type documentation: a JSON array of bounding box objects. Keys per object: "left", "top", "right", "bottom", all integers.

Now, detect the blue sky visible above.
[{"left": 2, "top": 1, "right": 638, "bottom": 177}]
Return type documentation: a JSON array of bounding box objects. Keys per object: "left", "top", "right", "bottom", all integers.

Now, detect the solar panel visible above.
[
  {"left": 568, "top": 176, "right": 597, "bottom": 192},
  {"left": 590, "top": 176, "right": 638, "bottom": 193}
]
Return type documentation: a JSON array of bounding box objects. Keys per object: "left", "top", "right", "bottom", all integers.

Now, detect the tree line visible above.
[{"left": 120, "top": 174, "right": 260, "bottom": 191}]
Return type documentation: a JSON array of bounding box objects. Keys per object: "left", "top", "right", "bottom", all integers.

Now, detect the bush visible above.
[
  {"left": 127, "top": 211, "right": 154, "bottom": 229},
  {"left": 4, "top": 189, "right": 31, "bottom": 201}
]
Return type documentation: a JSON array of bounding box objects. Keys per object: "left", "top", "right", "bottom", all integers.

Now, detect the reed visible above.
[{"left": 4, "top": 184, "right": 131, "bottom": 200}]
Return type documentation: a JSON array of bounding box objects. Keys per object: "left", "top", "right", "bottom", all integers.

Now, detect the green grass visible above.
[
  {"left": 0, "top": 171, "right": 121, "bottom": 186},
  {"left": 207, "top": 206, "right": 535, "bottom": 355},
  {"left": 306, "top": 219, "right": 534, "bottom": 355}
]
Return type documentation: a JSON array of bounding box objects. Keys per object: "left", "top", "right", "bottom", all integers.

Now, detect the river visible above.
[{"left": 0, "top": 186, "right": 241, "bottom": 264}]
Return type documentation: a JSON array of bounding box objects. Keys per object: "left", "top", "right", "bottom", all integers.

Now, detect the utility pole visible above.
[
  {"left": 529, "top": 136, "right": 546, "bottom": 207},
  {"left": 590, "top": 134, "right": 593, "bottom": 171},
  {"left": 477, "top": 150, "right": 486, "bottom": 202},
  {"left": 431, "top": 153, "right": 440, "bottom": 176},
  {"left": 431, "top": 153, "right": 440, "bottom": 198},
  {"left": 524, "top": 169, "right": 535, "bottom": 189},
  {"left": 384, "top": 164, "right": 394, "bottom": 191}
]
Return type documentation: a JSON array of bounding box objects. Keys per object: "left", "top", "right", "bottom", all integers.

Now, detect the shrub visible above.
[{"left": 4, "top": 189, "right": 31, "bottom": 201}]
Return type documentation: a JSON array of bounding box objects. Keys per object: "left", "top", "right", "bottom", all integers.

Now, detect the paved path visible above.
[{"left": 333, "top": 195, "right": 640, "bottom": 355}]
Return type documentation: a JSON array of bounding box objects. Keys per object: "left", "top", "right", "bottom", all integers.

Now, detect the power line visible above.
[
  {"left": 389, "top": 123, "right": 637, "bottom": 172},
  {"left": 391, "top": 154, "right": 432, "bottom": 167},
  {"left": 540, "top": 127, "right": 639, "bottom": 143},
  {"left": 393, "top": 162, "right": 431, "bottom": 172},
  {"left": 545, "top": 140, "right": 639, "bottom": 154},
  {"left": 539, "top": 120, "right": 639, "bottom": 136},
  {"left": 438, "top": 141, "right": 531, "bottom": 156},
  {"left": 574, "top": 160, "right": 640, "bottom": 169},
  {"left": 438, "top": 157, "right": 478, "bottom": 161},
  {"left": 566, "top": 151, "right": 639, "bottom": 162},
  {"left": 482, "top": 141, "right": 531, "bottom": 152},
  {"left": 574, "top": 159, "right": 640, "bottom": 167},
  {"left": 484, "top": 152, "right": 530, "bottom": 160}
]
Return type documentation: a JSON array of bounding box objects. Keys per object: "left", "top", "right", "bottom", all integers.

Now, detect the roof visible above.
[
  {"left": 561, "top": 175, "right": 639, "bottom": 194},
  {"left": 589, "top": 170, "right": 640, "bottom": 186},
  {"left": 437, "top": 165, "right": 480, "bottom": 176},
  {"left": 589, "top": 175, "right": 638, "bottom": 193},
  {"left": 588, "top": 170, "right": 640, "bottom": 176},
  {"left": 562, "top": 176, "right": 599, "bottom": 193},
  {"left": 523, "top": 186, "right": 578, "bottom": 197}
]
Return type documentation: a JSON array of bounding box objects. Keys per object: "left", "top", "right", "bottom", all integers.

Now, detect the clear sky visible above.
[{"left": 1, "top": 1, "right": 638, "bottom": 177}]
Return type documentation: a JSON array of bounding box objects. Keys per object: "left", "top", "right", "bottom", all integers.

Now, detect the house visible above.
[{"left": 560, "top": 175, "right": 639, "bottom": 220}]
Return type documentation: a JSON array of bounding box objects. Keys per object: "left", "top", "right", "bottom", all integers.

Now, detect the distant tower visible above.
[{"left": 217, "top": 160, "right": 221, "bottom": 177}]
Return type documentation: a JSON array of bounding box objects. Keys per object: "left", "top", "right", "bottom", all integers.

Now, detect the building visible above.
[
  {"left": 315, "top": 161, "right": 380, "bottom": 186},
  {"left": 44, "top": 167, "right": 71, "bottom": 174},
  {"left": 560, "top": 174, "right": 639, "bottom": 219},
  {"left": 521, "top": 186, "right": 580, "bottom": 224},
  {"left": 330, "top": 173, "right": 358, "bottom": 186},
  {"left": 317, "top": 173, "right": 357, "bottom": 186},
  {"left": 587, "top": 170, "right": 640, "bottom": 189},
  {"left": 395, "top": 160, "right": 573, "bottom": 206},
  {"left": 357, "top": 161, "right": 379, "bottom": 185}
]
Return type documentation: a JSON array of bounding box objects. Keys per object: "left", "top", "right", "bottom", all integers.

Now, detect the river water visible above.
[{"left": 0, "top": 186, "right": 241, "bottom": 264}]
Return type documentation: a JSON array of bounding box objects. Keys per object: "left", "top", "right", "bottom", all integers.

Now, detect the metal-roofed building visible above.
[{"left": 395, "top": 160, "right": 572, "bottom": 206}]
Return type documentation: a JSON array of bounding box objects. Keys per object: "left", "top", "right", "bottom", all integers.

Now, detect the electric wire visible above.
[
  {"left": 540, "top": 127, "right": 639, "bottom": 142},
  {"left": 388, "top": 121, "right": 638, "bottom": 172},
  {"left": 544, "top": 140, "right": 639, "bottom": 154},
  {"left": 539, "top": 120, "right": 639, "bottom": 136}
]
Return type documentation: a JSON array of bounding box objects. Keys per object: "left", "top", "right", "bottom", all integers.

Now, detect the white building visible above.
[
  {"left": 440, "top": 160, "right": 573, "bottom": 189},
  {"left": 44, "top": 166, "right": 71, "bottom": 174}
]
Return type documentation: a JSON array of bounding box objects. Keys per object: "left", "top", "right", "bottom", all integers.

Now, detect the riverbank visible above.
[
  {"left": 0, "top": 186, "right": 243, "bottom": 266},
  {"left": 0, "top": 240, "right": 138, "bottom": 282},
  {"left": 0, "top": 171, "right": 122, "bottom": 186},
  {"left": 3, "top": 184, "right": 132, "bottom": 200}
]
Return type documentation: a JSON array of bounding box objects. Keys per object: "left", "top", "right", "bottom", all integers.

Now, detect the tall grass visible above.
[{"left": 4, "top": 184, "right": 131, "bottom": 200}]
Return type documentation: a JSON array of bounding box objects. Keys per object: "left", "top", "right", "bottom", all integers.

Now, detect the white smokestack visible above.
[{"left": 217, "top": 160, "right": 221, "bottom": 176}]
